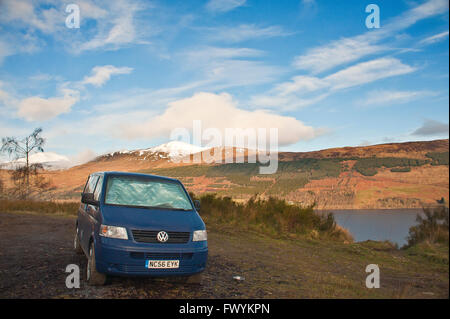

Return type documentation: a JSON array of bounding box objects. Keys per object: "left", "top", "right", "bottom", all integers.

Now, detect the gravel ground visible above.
[{"left": 0, "top": 211, "right": 447, "bottom": 299}]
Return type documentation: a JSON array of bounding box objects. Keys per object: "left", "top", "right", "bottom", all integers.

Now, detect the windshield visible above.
[{"left": 104, "top": 175, "right": 193, "bottom": 210}]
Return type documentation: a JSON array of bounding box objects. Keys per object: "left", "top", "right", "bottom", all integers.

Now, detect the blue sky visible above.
[{"left": 0, "top": 0, "right": 448, "bottom": 163}]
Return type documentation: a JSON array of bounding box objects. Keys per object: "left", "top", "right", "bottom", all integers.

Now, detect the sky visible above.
[{"left": 0, "top": 0, "right": 448, "bottom": 164}]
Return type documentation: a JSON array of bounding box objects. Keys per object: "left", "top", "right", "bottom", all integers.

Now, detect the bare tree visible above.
[{"left": 1, "top": 128, "right": 45, "bottom": 197}]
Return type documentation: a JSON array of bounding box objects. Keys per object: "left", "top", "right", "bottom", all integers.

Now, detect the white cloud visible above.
[
  {"left": 0, "top": 0, "right": 153, "bottom": 55},
  {"left": 389, "top": 0, "right": 449, "bottom": 31},
  {"left": 45, "top": 109, "right": 155, "bottom": 143},
  {"left": 325, "top": 58, "right": 416, "bottom": 90},
  {"left": 0, "top": 89, "right": 8, "bottom": 104},
  {"left": 292, "top": 0, "right": 449, "bottom": 73},
  {"left": 207, "top": 24, "right": 292, "bottom": 43},
  {"left": 17, "top": 89, "right": 80, "bottom": 122},
  {"left": 206, "top": 0, "right": 246, "bottom": 13},
  {"left": 420, "top": 30, "right": 449, "bottom": 45},
  {"left": 182, "top": 47, "right": 282, "bottom": 89},
  {"left": 28, "top": 73, "right": 63, "bottom": 83},
  {"left": 0, "top": 81, "right": 12, "bottom": 104},
  {"left": 82, "top": 65, "right": 134, "bottom": 87},
  {"left": 252, "top": 58, "right": 416, "bottom": 110},
  {"left": 0, "top": 0, "right": 62, "bottom": 34},
  {"left": 273, "top": 76, "right": 328, "bottom": 96},
  {"left": 0, "top": 22, "right": 41, "bottom": 65},
  {"left": 69, "top": 149, "right": 98, "bottom": 166},
  {"left": 185, "top": 47, "right": 264, "bottom": 61},
  {"left": 76, "top": 0, "right": 146, "bottom": 52},
  {"left": 78, "top": 11, "right": 138, "bottom": 51},
  {"left": 0, "top": 39, "right": 12, "bottom": 64},
  {"left": 77, "top": 0, "right": 109, "bottom": 20},
  {"left": 205, "top": 60, "right": 282, "bottom": 88},
  {"left": 92, "top": 82, "right": 208, "bottom": 113},
  {"left": 293, "top": 37, "right": 386, "bottom": 74},
  {"left": 250, "top": 93, "right": 330, "bottom": 111},
  {"left": 0, "top": 81, "right": 19, "bottom": 118},
  {"left": 0, "top": 0, "right": 62, "bottom": 62},
  {"left": 360, "top": 90, "right": 437, "bottom": 106},
  {"left": 121, "top": 92, "right": 323, "bottom": 145},
  {"left": 2, "top": 64, "right": 134, "bottom": 122}
]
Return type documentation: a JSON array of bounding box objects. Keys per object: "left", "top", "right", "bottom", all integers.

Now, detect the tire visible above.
[
  {"left": 86, "top": 242, "right": 107, "bottom": 286},
  {"left": 74, "top": 227, "right": 83, "bottom": 255}
]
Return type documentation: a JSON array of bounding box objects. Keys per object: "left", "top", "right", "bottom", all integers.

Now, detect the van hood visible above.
[{"left": 100, "top": 205, "right": 205, "bottom": 232}]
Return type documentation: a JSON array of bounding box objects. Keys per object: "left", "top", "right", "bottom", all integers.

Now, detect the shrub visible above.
[
  {"left": 355, "top": 166, "right": 378, "bottom": 176},
  {"left": 354, "top": 157, "right": 428, "bottom": 176},
  {"left": 191, "top": 192, "right": 353, "bottom": 242},
  {"left": 406, "top": 206, "right": 449, "bottom": 247},
  {"left": 390, "top": 167, "right": 411, "bottom": 173},
  {"left": 425, "top": 152, "right": 449, "bottom": 165},
  {"left": 266, "top": 175, "right": 309, "bottom": 196}
]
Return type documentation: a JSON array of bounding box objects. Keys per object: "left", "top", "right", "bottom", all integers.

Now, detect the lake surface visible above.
[{"left": 326, "top": 209, "right": 423, "bottom": 247}]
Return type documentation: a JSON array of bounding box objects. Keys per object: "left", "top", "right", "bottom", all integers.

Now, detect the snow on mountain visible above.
[
  {"left": 107, "top": 149, "right": 131, "bottom": 156},
  {"left": 0, "top": 141, "right": 208, "bottom": 171},
  {"left": 103, "top": 141, "right": 207, "bottom": 162},
  {"left": 141, "top": 141, "right": 207, "bottom": 159},
  {"left": 0, "top": 152, "right": 72, "bottom": 170}
]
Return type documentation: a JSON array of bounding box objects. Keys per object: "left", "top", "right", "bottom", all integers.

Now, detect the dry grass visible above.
[
  {"left": 194, "top": 193, "right": 354, "bottom": 243},
  {"left": 0, "top": 199, "right": 79, "bottom": 216}
]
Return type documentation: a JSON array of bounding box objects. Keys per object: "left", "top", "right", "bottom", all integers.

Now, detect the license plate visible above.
[{"left": 146, "top": 260, "right": 179, "bottom": 269}]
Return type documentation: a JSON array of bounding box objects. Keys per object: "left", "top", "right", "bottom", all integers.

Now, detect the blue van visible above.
[{"left": 74, "top": 171, "right": 208, "bottom": 285}]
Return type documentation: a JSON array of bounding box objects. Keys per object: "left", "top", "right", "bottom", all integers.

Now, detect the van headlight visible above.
[
  {"left": 193, "top": 230, "right": 207, "bottom": 242},
  {"left": 100, "top": 225, "right": 128, "bottom": 240}
]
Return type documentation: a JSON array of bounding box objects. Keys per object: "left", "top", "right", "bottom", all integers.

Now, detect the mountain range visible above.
[
  {"left": 0, "top": 139, "right": 448, "bottom": 209},
  {"left": 0, "top": 141, "right": 206, "bottom": 170}
]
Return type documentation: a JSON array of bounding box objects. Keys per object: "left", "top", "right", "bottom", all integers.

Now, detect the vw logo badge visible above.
[{"left": 157, "top": 231, "right": 169, "bottom": 243}]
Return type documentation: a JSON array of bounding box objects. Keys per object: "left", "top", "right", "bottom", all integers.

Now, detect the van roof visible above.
[{"left": 91, "top": 171, "right": 179, "bottom": 182}]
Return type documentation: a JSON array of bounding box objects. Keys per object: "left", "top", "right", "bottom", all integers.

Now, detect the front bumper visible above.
[{"left": 96, "top": 237, "right": 208, "bottom": 277}]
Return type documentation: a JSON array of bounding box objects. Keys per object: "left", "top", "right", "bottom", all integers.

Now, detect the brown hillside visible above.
[
  {"left": 279, "top": 139, "right": 449, "bottom": 160},
  {"left": 0, "top": 139, "right": 448, "bottom": 208}
]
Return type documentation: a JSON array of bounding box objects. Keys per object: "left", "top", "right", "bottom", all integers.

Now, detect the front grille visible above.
[
  {"left": 130, "top": 252, "right": 193, "bottom": 260},
  {"left": 113, "top": 263, "right": 196, "bottom": 274},
  {"left": 131, "top": 230, "right": 190, "bottom": 244}
]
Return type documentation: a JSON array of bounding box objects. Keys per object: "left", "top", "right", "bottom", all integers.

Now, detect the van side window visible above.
[
  {"left": 93, "top": 176, "right": 103, "bottom": 201},
  {"left": 84, "top": 175, "right": 99, "bottom": 194}
]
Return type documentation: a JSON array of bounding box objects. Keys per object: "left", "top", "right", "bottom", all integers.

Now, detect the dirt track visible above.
[{"left": 0, "top": 211, "right": 448, "bottom": 299}]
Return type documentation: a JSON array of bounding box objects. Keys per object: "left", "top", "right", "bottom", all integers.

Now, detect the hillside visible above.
[
  {"left": 278, "top": 139, "right": 449, "bottom": 160},
  {"left": 0, "top": 139, "right": 448, "bottom": 209}
]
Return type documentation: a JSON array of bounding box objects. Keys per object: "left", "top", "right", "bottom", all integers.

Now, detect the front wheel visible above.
[{"left": 86, "top": 242, "right": 107, "bottom": 286}]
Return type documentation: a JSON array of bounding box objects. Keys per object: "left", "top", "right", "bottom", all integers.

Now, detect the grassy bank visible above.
[
  {"left": 0, "top": 199, "right": 79, "bottom": 216},
  {"left": 192, "top": 193, "right": 353, "bottom": 242}
]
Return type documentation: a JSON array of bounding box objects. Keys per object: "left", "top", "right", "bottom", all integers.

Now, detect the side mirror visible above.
[
  {"left": 81, "top": 193, "right": 99, "bottom": 206},
  {"left": 194, "top": 200, "right": 201, "bottom": 211}
]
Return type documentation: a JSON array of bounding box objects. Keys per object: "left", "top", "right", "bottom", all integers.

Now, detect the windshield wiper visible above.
[
  {"left": 150, "top": 204, "right": 192, "bottom": 211},
  {"left": 106, "top": 203, "right": 191, "bottom": 210}
]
